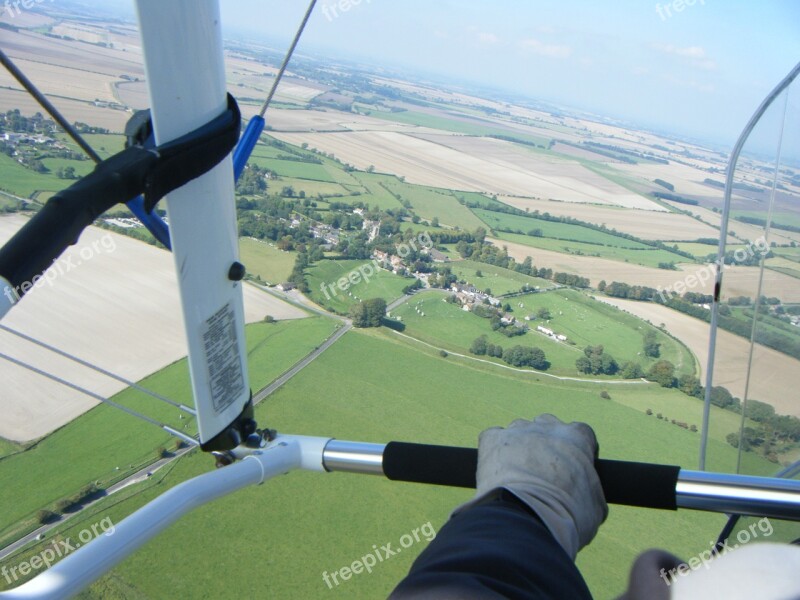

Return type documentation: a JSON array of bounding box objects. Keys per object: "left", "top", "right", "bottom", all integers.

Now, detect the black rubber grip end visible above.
[
  {"left": 384, "top": 442, "right": 477, "bottom": 488},
  {"left": 383, "top": 442, "right": 680, "bottom": 510},
  {"left": 596, "top": 459, "right": 680, "bottom": 510}
]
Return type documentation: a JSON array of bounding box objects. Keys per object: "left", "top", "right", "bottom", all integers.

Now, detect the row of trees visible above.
[
  {"left": 455, "top": 235, "right": 589, "bottom": 288},
  {"left": 469, "top": 336, "right": 549, "bottom": 370}
]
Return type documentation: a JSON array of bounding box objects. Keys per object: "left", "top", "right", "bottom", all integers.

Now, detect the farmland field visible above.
[
  {"left": 0, "top": 216, "right": 306, "bottom": 441},
  {"left": 473, "top": 208, "right": 654, "bottom": 248},
  {"left": 392, "top": 289, "right": 695, "bottom": 378},
  {"left": 0, "top": 438, "right": 21, "bottom": 460},
  {"left": 306, "top": 259, "right": 412, "bottom": 314},
  {"left": 493, "top": 236, "right": 800, "bottom": 302},
  {"left": 448, "top": 259, "right": 552, "bottom": 296},
  {"left": 273, "top": 176, "right": 350, "bottom": 198},
  {"left": 766, "top": 257, "right": 800, "bottom": 279},
  {"left": 0, "top": 317, "right": 339, "bottom": 537},
  {"left": 369, "top": 108, "right": 550, "bottom": 146},
  {"left": 673, "top": 242, "right": 730, "bottom": 258},
  {"left": 32, "top": 330, "right": 774, "bottom": 600},
  {"left": 238, "top": 237, "right": 297, "bottom": 284},
  {"left": 380, "top": 178, "right": 486, "bottom": 229},
  {"left": 495, "top": 231, "right": 689, "bottom": 268},
  {"left": 0, "top": 154, "right": 83, "bottom": 198},
  {"left": 347, "top": 172, "right": 406, "bottom": 211},
  {"left": 0, "top": 11, "right": 797, "bottom": 600},
  {"left": 598, "top": 296, "right": 800, "bottom": 418},
  {"left": 246, "top": 156, "right": 339, "bottom": 182},
  {"left": 274, "top": 131, "right": 664, "bottom": 209},
  {"left": 494, "top": 196, "right": 726, "bottom": 242}
]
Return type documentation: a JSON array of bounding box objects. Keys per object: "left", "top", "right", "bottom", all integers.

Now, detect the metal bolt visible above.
[{"left": 228, "top": 261, "right": 246, "bottom": 281}]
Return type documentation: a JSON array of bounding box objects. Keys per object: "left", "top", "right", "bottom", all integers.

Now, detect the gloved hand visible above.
[{"left": 456, "top": 414, "right": 608, "bottom": 560}]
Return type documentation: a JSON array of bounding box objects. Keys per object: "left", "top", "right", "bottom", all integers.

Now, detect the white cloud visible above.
[
  {"left": 478, "top": 32, "right": 499, "bottom": 44},
  {"left": 518, "top": 38, "right": 572, "bottom": 59}
]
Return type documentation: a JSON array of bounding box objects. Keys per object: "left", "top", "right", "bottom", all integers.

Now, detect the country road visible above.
[{"left": 0, "top": 446, "right": 192, "bottom": 562}]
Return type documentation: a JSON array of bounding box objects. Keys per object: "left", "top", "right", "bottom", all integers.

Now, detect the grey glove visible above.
[{"left": 456, "top": 414, "right": 608, "bottom": 560}]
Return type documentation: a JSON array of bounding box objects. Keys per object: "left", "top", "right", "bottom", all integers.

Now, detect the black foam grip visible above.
[
  {"left": 383, "top": 442, "right": 680, "bottom": 510},
  {"left": 0, "top": 146, "right": 157, "bottom": 295}
]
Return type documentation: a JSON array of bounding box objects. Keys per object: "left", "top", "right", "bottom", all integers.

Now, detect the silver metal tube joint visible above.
[
  {"left": 323, "top": 440, "right": 385, "bottom": 475},
  {"left": 676, "top": 470, "right": 800, "bottom": 520}
]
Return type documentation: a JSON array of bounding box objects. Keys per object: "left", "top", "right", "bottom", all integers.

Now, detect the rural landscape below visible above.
[{"left": 0, "top": 3, "right": 798, "bottom": 598}]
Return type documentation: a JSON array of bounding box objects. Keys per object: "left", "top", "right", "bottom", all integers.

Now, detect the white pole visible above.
[{"left": 134, "top": 0, "right": 251, "bottom": 447}]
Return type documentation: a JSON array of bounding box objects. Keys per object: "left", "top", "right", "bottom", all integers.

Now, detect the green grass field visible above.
[
  {"left": 246, "top": 156, "right": 338, "bottom": 182},
  {"left": 379, "top": 179, "right": 486, "bottom": 230},
  {"left": 392, "top": 289, "right": 695, "bottom": 378},
  {"left": 306, "top": 259, "right": 412, "bottom": 314},
  {"left": 40, "top": 157, "right": 94, "bottom": 179},
  {"left": 347, "top": 172, "right": 405, "bottom": 211},
  {"left": 473, "top": 208, "right": 651, "bottom": 249},
  {"left": 0, "top": 154, "right": 73, "bottom": 198},
  {"left": 674, "top": 242, "right": 723, "bottom": 258},
  {"left": 766, "top": 256, "right": 800, "bottom": 280},
  {"left": 238, "top": 237, "right": 297, "bottom": 284},
  {"left": 0, "top": 438, "right": 22, "bottom": 460},
  {"left": 76, "top": 134, "right": 126, "bottom": 158},
  {"left": 772, "top": 246, "right": 800, "bottom": 261},
  {"left": 496, "top": 231, "right": 691, "bottom": 268},
  {"left": 277, "top": 176, "right": 350, "bottom": 198},
  {"left": 39, "top": 329, "right": 775, "bottom": 600},
  {"left": 734, "top": 210, "right": 800, "bottom": 230},
  {"left": 0, "top": 317, "right": 337, "bottom": 540},
  {"left": 448, "top": 259, "right": 552, "bottom": 295}
]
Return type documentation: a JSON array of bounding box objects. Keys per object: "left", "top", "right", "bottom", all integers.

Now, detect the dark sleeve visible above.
[{"left": 390, "top": 490, "right": 594, "bottom": 600}]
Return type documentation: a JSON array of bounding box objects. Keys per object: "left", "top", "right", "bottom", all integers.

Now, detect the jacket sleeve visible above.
[{"left": 390, "top": 489, "right": 594, "bottom": 600}]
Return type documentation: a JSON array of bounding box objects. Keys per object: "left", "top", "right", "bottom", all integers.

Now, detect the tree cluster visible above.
[
  {"left": 575, "top": 345, "right": 618, "bottom": 375},
  {"left": 349, "top": 298, "right": 387, "bottom": 328}
]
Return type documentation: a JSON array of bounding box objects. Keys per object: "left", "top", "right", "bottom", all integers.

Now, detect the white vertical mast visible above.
[{"left": 135, "top": 0, "right": 252, "bottom": 449}]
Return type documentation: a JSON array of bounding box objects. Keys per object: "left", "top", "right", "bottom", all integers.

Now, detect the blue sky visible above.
[
  {"left": 89, "top": 1, "right": 800, "bottom": 147},
  {"left": 216, "top": 0, "right": 799, "bottom": 147}
]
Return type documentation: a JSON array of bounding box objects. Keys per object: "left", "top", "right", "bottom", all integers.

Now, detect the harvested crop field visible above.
[
  {"left": 414, "top": 133, "right": 663, "bottom": 209},
  {"left": 0, "top": 216, "right": 307, "bottom": 442},
  {"left": 275, "top": 130, "right": 667, "bottom": 206},
  {"left": 490, "top": 236, "right": 800, "bottom": 302},
  {"left": 0, "top": 57, "right": 120, "bottom": 104},
  {"left": 495, "top": 196, "right": 728, "bottom": 242},
  {"left": 662, "top": 201, "right": 800, "bottom": 246},
  {"left": 0, "top": 88, "right": 129, "bottom": 132},
  {"left": 597, "top": 297, "right": 800, "bottom": 418},
  {"left": 615, "top": 161, "right": 727, "bottom": 199}
]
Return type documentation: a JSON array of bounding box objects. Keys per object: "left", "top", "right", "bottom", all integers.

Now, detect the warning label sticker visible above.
[{"left": 202, "top": 302, "right": 245, "bottom": 415}]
